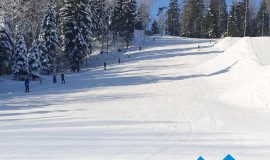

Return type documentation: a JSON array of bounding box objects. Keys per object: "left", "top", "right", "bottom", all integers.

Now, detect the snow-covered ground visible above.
[{"left": 1, "top": 36, "right": 270, "bottom": 160}]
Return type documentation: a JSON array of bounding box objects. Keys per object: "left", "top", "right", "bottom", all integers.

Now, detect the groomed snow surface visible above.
[{"left": 1, "top": 36, "right": 270, "bottom": 160}]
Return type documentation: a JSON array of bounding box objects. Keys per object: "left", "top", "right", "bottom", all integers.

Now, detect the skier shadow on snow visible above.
[
  {"left": 159, "top": 61, "right": 238, "bottom": 81},
  {"left": 2, "top": 56, "right": 233, "bottom": 101},
  {"left": 129, "top": 48, "right": 221, "bottom": 63},
  {"left": 0, "top": 91, "right": 147, "bottom": 112},
  {"left": 148, "top": 37, "right": 214, "bottom": 47},
  {"left": 77, "top": 61, "right": 237, "bottom": 89}
]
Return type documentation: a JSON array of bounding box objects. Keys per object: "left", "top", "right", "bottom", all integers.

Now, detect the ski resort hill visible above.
[{"left": 1, "top": 36, "right": 270, "bottom": 160}]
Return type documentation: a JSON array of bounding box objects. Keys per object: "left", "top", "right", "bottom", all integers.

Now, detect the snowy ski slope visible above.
[{"left": 1, "top": 36, "right": 270, "bottom": 160}]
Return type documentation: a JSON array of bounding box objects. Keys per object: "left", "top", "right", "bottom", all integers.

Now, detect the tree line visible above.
[
  {"left": 152, "top": 0, "right": 270, "bottom": 38},
  {"left": 0, "top": 0, "right": 151, "bottom": 79}
]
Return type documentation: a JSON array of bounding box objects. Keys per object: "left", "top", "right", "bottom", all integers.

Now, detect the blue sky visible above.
[{"left": 151, "top": 0, "right": 234, "bottom": 18}]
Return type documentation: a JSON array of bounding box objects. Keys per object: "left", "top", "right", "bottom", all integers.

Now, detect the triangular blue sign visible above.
[
  {"left": 197, "top": 156, "right": 204, "bottom": 160},
  {"left": 224, "top": 154, "right": 235, "bottom": 160}
]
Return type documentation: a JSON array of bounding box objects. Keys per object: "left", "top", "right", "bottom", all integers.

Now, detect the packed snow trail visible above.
[{"left": 1, "top": 36, "right": 270, "bottom": 160}]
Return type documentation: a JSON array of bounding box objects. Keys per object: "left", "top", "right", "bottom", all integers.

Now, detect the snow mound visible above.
[
  {"left": 215, "top": 37, "right": 240, "bottom": 51},
  {"left": 249, "top": 37, "right": 270, "bottom": 66},
  {"left": 201, "top": 37, "right": 260, "bottom": 75},
  {"left": 200, "top": 37, "right": 270, "bottom": 111}
]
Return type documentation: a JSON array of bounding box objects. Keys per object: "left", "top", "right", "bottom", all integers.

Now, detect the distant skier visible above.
[
  {"left": 104, "top": 62, "right": 107, "bottom": 70},
  {"left": 61, "top": 73, "right": 65, "bottom": 84},
  {"left": 25, "top": 78, "right": 30, "bottom": 93},
  {"left": 198, "top": 45, "right": 201, "bottom": 51},
  {"left": 139, "top": 46, "right": 142, "bottom": 51},
  {"left": 53, "top": 74, "right": 57, "bottom": 83},
  {"left": 118, "top": 57, "right": 121, "bottom": 64}
]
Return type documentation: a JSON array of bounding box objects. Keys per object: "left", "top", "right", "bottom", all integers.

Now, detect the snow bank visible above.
[
  {"left": 201, "top": 37, "right": 260, "bottom": 75},
  {"left": 215, "top": 37, "right": 240, "bottom": 51},
  {"left": 200, "top": 37, "right": 270, "bottom": 111}
]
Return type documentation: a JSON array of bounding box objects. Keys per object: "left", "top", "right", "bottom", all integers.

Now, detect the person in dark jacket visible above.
[
  {"left": 53, "top": 74, "right": 57, "bottom": 83},
  {"left": 25, "top": 78, "right": 30, "bottom": 93},
  {"left": 104, "top": 62, "right": 107, "bottom": 70},
  {"left": 118, "top": 58, "right": 121, "bottom": 64},
  {"left": 61, "top": 73, "right": 65, "bottom": 84}
]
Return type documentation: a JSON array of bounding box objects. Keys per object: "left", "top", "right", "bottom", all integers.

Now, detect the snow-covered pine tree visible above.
[
  {"left": 0, "top": 16, "right": 13, "bottom": 75},
  {"left": 78, "top": 0, "right": 93, "bottom": 53},
  {"left": 206, "top": 4, "right": 218, "bottom": 38},
  {"left": 90, "top": 0, "right": 107, "bottom": 40},
  {"left": 41, "top": 4, "right": 60, "bottom": 73},
  {"left": 237, "top": 0, "right": 252, "bottom": 37},
  {"left": 255, "top": 0, "right": 269, "bottom": 36},
  {"left": 192, "top": 0, "right": 204, "bottom": 38},
  {"left": 166, "top": 0, "right": 180, "bottom": 36},
  {"left": 28, "top": 40, "right": 41, "bottom": 80},
  {"left": 110, "top": 0, "right": 136, "bottom": 47},
  {"left": 38, "top": 33, "right": 50, "bottom": 74},
  {"left": 12, "top": 35, "right": 29, "bottom": 80},
  {"left": 90, "top": 0, "right": 100, "bottom": 38},
  {"left": 218, "top": 0, "right": 228, "bottom": 37},
  {"left": 206, "top": 0, "right": 228, "bottom": 38},
  {"left": 110, "top": 0, "right": 125, "bottom": 39},
  {"left": 201, "top": 14, "right": 209, "bottom": 38},
  {"left": 14, "top": 0, "right": 49, "bottom": 47},
  {"left": 135, "top": 8, "right": 144, "bottom": 30},
  {"left": 121, "top": 0, "right": 137, "bottom": 48},
  {"left": 181, "top": 0, "right": 204, "bottom": 38},
  {"left": 60, "top": 0, "right": 87, "bottom": 73},
  {"left": 181, "top": 0, "right": 191, "bottom": 37},
  {"left": 151, "top": 20, "right": 159, "bottom": 34},
  {"left": 228, "top": 1, "right": 242, "bottom": 37}
]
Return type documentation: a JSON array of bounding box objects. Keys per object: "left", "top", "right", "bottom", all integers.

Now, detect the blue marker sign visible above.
[
  {"left": 224, "top": 154, "right": 235, "bottom": 160},
  {"left": 197, "top": 156, "right": 204, "bottom": 160}
]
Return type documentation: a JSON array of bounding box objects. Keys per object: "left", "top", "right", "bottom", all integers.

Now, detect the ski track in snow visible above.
[{"left": 0, "top": 36, "right": 270, "bottom": 160}]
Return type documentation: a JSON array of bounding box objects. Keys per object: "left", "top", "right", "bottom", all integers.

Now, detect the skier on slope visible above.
[
  {"left": 25, "top": 78, "right": 30, "bottom": 93},
  {"left": 61, "top": 73, "right": 65, "bottom": 84},
  {"left": 53, "top": 74, "right": 57, "bottom": 83},
  {"left": 104, "top": 62, "right": 107, "bottom": 70},
  {"left": 118, "top": 57, "right": 121, "bottom": 64}
]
